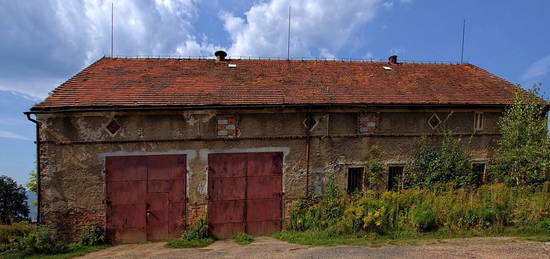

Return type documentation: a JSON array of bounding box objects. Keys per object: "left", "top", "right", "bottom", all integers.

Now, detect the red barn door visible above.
[
  {"left": 208, "top": 152, "right": 283, "bottom": 239},
  {"left": 106, "top": 155, "right": 186, "bottom": 243}
]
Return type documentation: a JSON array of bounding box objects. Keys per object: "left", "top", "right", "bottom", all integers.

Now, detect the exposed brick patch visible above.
[
  {"left": 358, "top": 113, "right": 378, "bottom": 134},
  {"left": 216, "top": 115, "right": 238, "bottom": 137}
]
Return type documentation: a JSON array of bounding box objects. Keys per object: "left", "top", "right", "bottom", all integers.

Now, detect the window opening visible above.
[
  {"left": 474, "top": 112, "right": 484, "bottom": 130},
  {"left": 347, "top": 167, "right": 364, "bottom": 194},
  {"left": 388, "top": 166, "right": 404, "bottom": 191},
  {"left": 472, "top": 163, "right": 486, "bottom": 185}
]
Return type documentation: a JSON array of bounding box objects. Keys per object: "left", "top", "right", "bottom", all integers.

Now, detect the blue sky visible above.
[{"left": 1, "top": 0, "right": 549, "bottom": 185}]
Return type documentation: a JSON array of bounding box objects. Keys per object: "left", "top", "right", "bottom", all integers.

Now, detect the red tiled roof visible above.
[{"left": 32, "top": 57, "right": 522, "bottom": 111}]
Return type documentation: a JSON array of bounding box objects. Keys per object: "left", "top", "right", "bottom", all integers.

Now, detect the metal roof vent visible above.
[{"left": 214, "top": 50, "right": 227, "bottom": 61}]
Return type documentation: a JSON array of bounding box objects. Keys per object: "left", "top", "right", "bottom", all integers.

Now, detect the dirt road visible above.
[{"left": 80, "top": 236, "right": 549, "bottom": 259}]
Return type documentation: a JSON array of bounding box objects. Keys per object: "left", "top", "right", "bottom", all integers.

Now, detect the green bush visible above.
[
  {"left": 408, "top": 202, "right": 437, "bottom": 232},
  {"left": 405, "top": 133, "right": 477, "bottom": 189},
  {"left": 10, "top": 226, "right": 67, "bottom": 255},
  {"left": 233, "top": 232, "right": 254, "bottom": 245},
  {"left": 287, "top": 184, "right": 549, "bottom": 235},
  {"left": 288, "top": 177, "right": 345, "bottom": 232},
  {"left": 79, "top": 226, "right": 105, "bottom": 246},
  {"left": 166, "top": 212, "right": 214, "bottom": 249},
  {"left": 0, "top": 222, "right": 33, "bottom": 245}
]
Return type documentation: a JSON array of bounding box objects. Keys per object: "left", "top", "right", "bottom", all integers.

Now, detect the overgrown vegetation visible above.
[
  {"left": 233, "top": 232, "right": 254, "bottom": 245},
  {"left": 366, "top": 145, "right": 384, "bottom": 190},
  {"left": 285, "top": 182, "right": 549, "bottom": 243},
  {"left": 490, "top": 85, "right": 549, "bottom": 186},
  {"left": 0, "top": 223, "right": 107, "bottom": 258},
  {"left": 78, "top": 226, "right": 105, "bottom": 246},
  {"left": 405, "top": 133, "right": 477, "bottom": 189},
  {"left": 166, "top": 212, "right": 215, "bottom": 248}
]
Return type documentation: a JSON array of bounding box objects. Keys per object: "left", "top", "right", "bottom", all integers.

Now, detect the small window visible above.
[
  {"left": 472, "top": 162, "right": 486, "bottom": 185},
  {"left": 474, "top": 112, "right": 483, "bottom": 130},
  {"left": 347, "top": 168, "right": 364, "bottom": 194},
  {"left": 388, "top": 166, "right": 404, "bottom": 191}
]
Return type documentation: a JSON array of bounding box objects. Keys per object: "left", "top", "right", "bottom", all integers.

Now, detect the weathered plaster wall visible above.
[{"left": 36, "top": 108, "right": 503, "bottom": 240}]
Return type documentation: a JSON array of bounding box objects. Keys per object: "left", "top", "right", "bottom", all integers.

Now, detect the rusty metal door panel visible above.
[
  {"left": 106, "top": 154, "right": 186, "bottom": 243},
  {"left": 246, "top": 152, "right": 283, "bottom": 236},
  {"left": 246, "top": 176, "right": 281, "bottom": 199},
  {"left": 208, "top": 153, "right": 248, "bottom": 177},
  {"left": 106, "top": 156, "right": 148, "bottom": 243},
  {"left": 207, "top": 152, "right": 283, "bottom": 238},
  {"left": 106, "top": 156, "right": 147, "bottom": 181},
  {"left": 168, "top": 202, "right": 186, "bottom": 236},
  {"left": 246, "top": 220, "right": 282, "bottom": 236},
  {"left": 246, "top": 152, "right": 283, "bottom": 176},
  {"left": 208, "top": 153, "right": 247, "bottom": 239},
  {"left": 146, "top": 155, "right": 187, "bottom": 241},
  {"left": 146, "top": 192, "right": 170, "bottom": 241},
  {"left": 209, "top": 177, "right": 246, "bottom": 200},
  {"left": 208, "top": 201, "right": 245, "bottom": 239}
]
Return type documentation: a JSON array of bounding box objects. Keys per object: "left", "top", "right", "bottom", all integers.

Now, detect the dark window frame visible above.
[
  {"left": 472, "top": 162, "right": 487, "bottom": 185},
  {"left": 388, "top": 165, "right": 405, "bottom": 191},
  {"left": 347, "top": 167, "right": 364, "bottom": 194}
]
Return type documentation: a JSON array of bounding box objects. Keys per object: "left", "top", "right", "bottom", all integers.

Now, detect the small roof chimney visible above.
[
  {"left": 215, "top": 50, "right": 227, "bottom": 61},
  {"left": 388, "top": 55, "right": 398, "bottom": 64}
]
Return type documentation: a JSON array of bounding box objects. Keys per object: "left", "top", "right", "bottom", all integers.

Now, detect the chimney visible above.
[
  {"left": 214, "top": 50, "right": 227, "bottom": 61},
  {"left": 388, "top": 55, "right": 398, "bottom": 64}
]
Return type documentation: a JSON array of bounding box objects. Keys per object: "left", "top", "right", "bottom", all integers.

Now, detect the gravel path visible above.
[{"left": 80, "top": 236, "right": 549, "bottom": 259}]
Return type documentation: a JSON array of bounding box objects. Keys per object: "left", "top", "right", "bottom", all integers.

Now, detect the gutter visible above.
[
  {"left": 25, "top": 113, "right": 41, "bottom": 224},
  {"left": 27, "top": 103, "right": 516, "bottom": 114}
]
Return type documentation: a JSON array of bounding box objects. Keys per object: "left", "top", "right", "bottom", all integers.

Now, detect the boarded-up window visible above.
[
  {"left": 217, "top": 115, "right": 237, "bottom": 137},
  {"left": 472, "top": 163, "right": 486, "bottom": 185},
  {"left": 347, "top": 168, "right": 364, "bottom": 193},
  {"left": 474, "top": 112, "right": 484, "bottom": 130},
  {"left": 358, "top": 113, "right": 378, "bottom": 134},
  {"left": 388, "top": 166, "right": 404, "bottom": 191}
]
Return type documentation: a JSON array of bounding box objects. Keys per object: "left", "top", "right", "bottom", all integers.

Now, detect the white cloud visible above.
[
  {"left": 0, "top": 130, "right": 32, "bottom": 141},
  {"left": 0, "top": 0, "right": 212, "bottom": 97},
  {"left": 220, "top": 0, "right": 383, "bottom": 58},
  {"left": 383, "top": 1, "right": 394, "bottom": 9},
  {"left": 521, "top": 55, "right": 550, "bottom": 81}
]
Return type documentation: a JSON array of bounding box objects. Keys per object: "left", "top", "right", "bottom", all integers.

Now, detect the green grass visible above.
[
  {"left": 233, "top": 232, "right": 254, "bottom": 245},
  {"left": 272, "top": 227, "right": 550, "bottom": 247},
  {"left": 165, "top": 238, "right": 215, "bottom": 248},
  {"left": 0, "top": 244, "right": 109, "bottom": 259}
]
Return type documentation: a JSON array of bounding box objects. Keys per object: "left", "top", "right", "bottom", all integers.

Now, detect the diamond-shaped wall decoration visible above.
[
  {"left": 106, "top": 119, "right": 121, "bottom": 135},
  {"left": 428, "top": 113, "right": 441, "bottom": 129},
  {"left": 303, "top": 114, "right": 317, "bottom": 131}
]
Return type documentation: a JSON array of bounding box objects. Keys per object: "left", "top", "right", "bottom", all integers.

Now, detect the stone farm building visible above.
[{"left": 27, "top": 53, "right": 521, "bottom": 243}]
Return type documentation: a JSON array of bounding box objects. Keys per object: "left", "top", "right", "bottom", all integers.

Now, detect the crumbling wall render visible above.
[{"left": 36, "top": 108, "right": 503, "bottom": 241}]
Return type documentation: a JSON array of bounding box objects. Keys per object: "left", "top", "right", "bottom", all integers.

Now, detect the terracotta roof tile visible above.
[{"left": 32, "top": 57, "right": 522, "bottom": 111}]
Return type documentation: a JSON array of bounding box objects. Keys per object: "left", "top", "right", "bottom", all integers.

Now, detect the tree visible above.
[
  {"left": 26, "top": 168, "right": 38, "bottom": 206},
  {"left": 405, "top": 131, "right": 476, "bottom": 189},
  {"left": 490, "top": 85, "right": 549, "bottom": 186},
  {"left": 0, "top": 175, "right": 30, "bottom": 224}
]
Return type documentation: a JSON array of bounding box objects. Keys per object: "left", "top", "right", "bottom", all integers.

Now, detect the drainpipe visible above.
[
  {"left": 25, "top": 113, "right": 41, "bottom": 224},
  {"left": 304, "top": 112, "right": 315, "bottom": 197}
]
